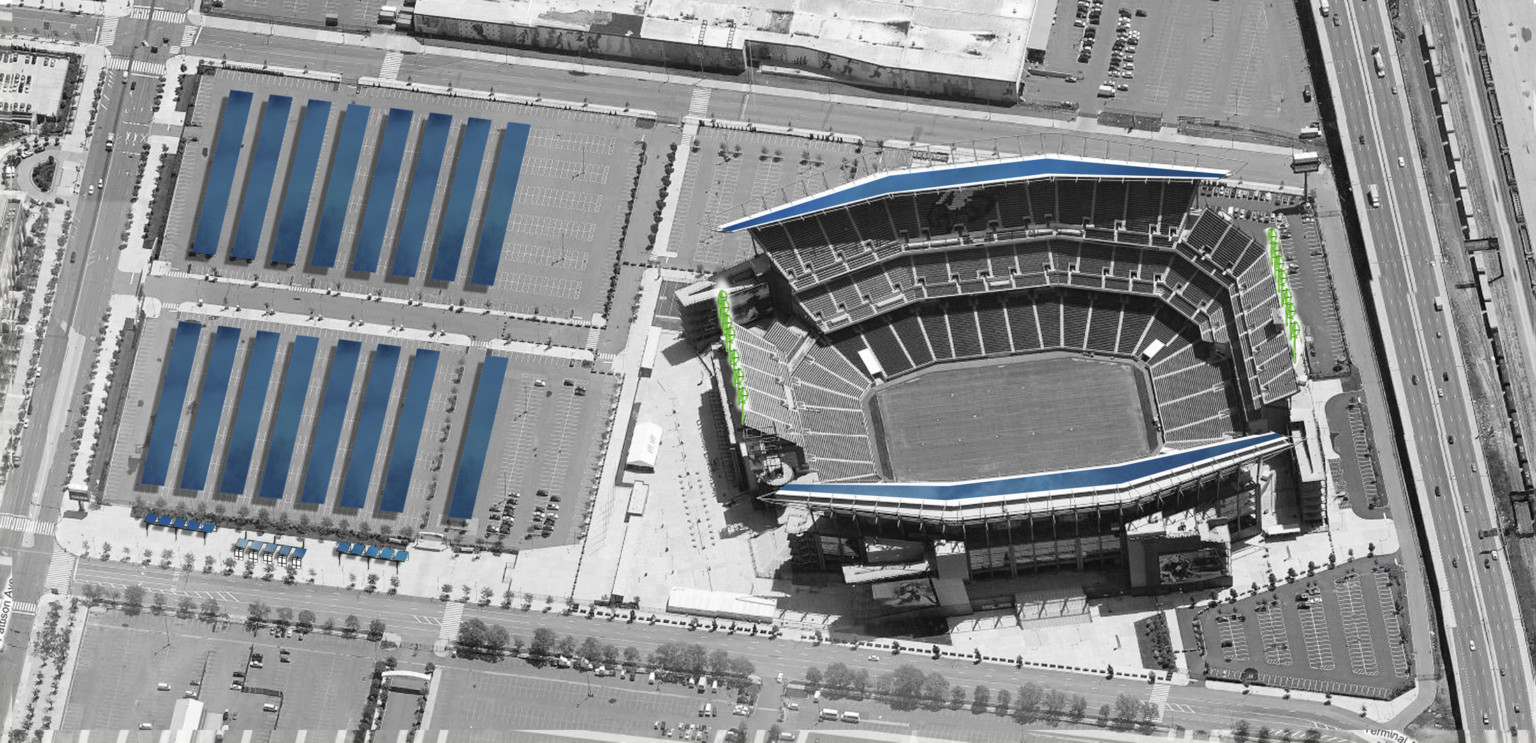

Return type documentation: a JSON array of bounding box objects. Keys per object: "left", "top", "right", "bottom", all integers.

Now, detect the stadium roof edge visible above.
[
  {"left": 719, "top": 154, "right": 1228, "bottom": 233},
  {"left": 773, "top": 432, "right": 1286, "bottom": 503}
]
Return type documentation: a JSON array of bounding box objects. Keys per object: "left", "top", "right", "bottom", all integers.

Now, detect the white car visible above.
[{"left": 1398, "top": 156, "right": 1405, "bottom": 168}]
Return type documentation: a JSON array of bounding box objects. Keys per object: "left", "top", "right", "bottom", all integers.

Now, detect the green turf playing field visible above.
[{"left": 868, "top": 352, "right": 1158, "bottom": 481}]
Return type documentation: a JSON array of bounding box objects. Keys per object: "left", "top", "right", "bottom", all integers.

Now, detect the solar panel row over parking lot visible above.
[
  {"left": 134, "top": 322, "right": 505, "bottom": 514},
  {"left": 185, "top": 88, "right": 533, "bottom": 288}
]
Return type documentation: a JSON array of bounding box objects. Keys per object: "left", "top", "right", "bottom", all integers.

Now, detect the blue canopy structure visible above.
[
  {"left": 249, "top": 541, "right": 266, "bottom": 552},
  {"left": 350, "top": 543, "right": 367, "bottom": 556},
  {"left": 199, "top": 522, "right": 217, "bottom": 534},
  {"left": 277, "top": 545, "right": 293, "bottom": 558},
  {"left": 337, "top": 541, "right": 352, "bottom": 553},
  {"left": 378, "top": 548, "right": 396, "bottom": 561},
  {"left": 393, "top": 551, "right": 409, "bottom": 563},
  {"left": 720, "top": 155, "right": 1228, "bottom": 233},
  {"left": 235, "top": 538, "right": 250, "bottom": 550},
  {"left": 263, "top": 543, "right": 278, "bottom": 554},
  {"left": 364, "top": 546, "right": 380, "bottom": 558},
  {"left": 157, "top": 514, "right": 175, "bottom": 527},
  {"left": 144, "top": 513, "right": 158, "bottom": 525},
  {"left": 291, "top": 548, "right": 307, "bottom": 560},
  {"left": 171, "top": 517, "right": 187, "bottom": 529}
]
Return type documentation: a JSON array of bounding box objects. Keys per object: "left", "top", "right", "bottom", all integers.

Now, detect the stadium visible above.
[{"left": 677, "top": 154, "right": 1308, "bottom": 598}]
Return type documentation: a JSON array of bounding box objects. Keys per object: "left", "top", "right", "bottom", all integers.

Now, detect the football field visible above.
[{"left": 869, "top": 353, "right": 1158, "bottom": 482}]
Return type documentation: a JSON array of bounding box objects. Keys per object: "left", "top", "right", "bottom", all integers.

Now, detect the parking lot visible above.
[
  {"left": 61, "top": 612, "right": 378, "bottom": 735},
  {"left": 164, "top": 69, "right": 641, "bottom": 326},
  {"left": 1024, "top": 0, "right": 1314, "bottom": 132},
  {"left": 1178, "top": 558, "right": 1413, "bottom": 699}
]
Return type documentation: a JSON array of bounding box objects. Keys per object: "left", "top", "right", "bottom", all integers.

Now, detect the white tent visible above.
[{"left": 627, "top": 422, "right": 664, "bottom": 471}]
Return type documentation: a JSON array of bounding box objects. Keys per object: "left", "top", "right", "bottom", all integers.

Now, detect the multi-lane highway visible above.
[{"left": 1318, "top": 0, "right": 1534, "bottom": 735}]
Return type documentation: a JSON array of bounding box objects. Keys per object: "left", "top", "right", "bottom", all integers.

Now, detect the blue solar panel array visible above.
[
  {"left": 230, "top": 94, "right": 293, "bottom": 261},
  {"left": 258, "top": 335, "right": 319, "bottom": 500},
  {"left": 448, "top": 355, "right": 508, "bottom": 520},
  {"left": 220, "top": 330, "right": 279, "bottom": 495},
  {"left": 381, "top": 349, "right": 439, "bottom": 513},
  {"left": 301, "top": 340, "right": 362, "bottom": 504},
  {"left": 179, "top": 326, "right": 241, "bottom": 491},
  {"left": 271, "top": 99, "right": 332, "bottom": 265},
  {"left": 352, "top": 108, "right": 415, "bottom": 273},
  {"left": 311, "top": 103, "right": 372, "bottom": 268},
  {"left": 140, "top": 323, "right": 459, "bottom": 513},
  {"left": 468, "top": 123, "right": 531, "bottom": 286},
  {"left": 391, "top": 113, "right": 452, "bottom": 277},
  {"left": 191, "top": 91, "right": 254, "bottom": 256},
  {"left": 340, "top": 345, "right": 400, "bottom": 508},
  {"left": 430, "top": 117, "right": 491, "bottom": 282},
  {"left": 141, "top": 321, "right": 203, "bottom": 486}
]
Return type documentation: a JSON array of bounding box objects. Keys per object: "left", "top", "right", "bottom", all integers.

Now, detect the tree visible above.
[
  {"left": 556, "top": 634, "right": 578, "bottom": 658},
  {"left": 245, "top": 600, "right": 269, "bottom": 631},
  {"left": 919, "top": 672, "right": 950, "bottom": 710},
  {"left": 151, "top": 591, "right": 167, "bottom": 615},
  {"left": 1257, "top": 727, "right": 1273, "bottom": 743},
  {"left": 199, "top": 598, "right": 220, "bottom": 623},
  {"left": 176, "top": 597, "right": 196, "bottom": 619},
  {"left": 1069, "top": 694, "right": 1088, "bottom": 722},
  {"left": 994, "top": 688, "right": 1011, "bottom": 717},
  {"left": 824, "top": 662, "right": 852, "bottom": 698},
  {"left": 274, "top": 607, "right": 294, "bottom": 628},
  {"left": 708, "top": 648, "right": 732, "bottom": 677},
  {"left": 1015, "top": 683, "right": 1043, "bottom": 722},
  {"left": 678, "top": 643, "right": 708, "bottom": 674},
  {"left": 1114, "top": 693, "right": 1141, "bottom": 730},
  {"left": 949, "top": 686, "right": 967, "bottom": 710},
  {"left": 1301, "top": 731, "right": 1322, "bottom": 743},
  {"left": 297, "top": 610, "right": 316, "bottom": 634},
  {"left": 343, "top": 614, "right": 361, "bottom": 638},
  {"left": 804, "top": 666, "right": 823, "bottom": 690},
  {"left": 766, "top": 725, "right": 781, "bottom": 742},
  {"left": 1097, "top": 703, "right": 1113, "bottom": 727},
  {"left": 1233, "top": 719, "right": 1252, "bottom": 743},
  {"left": 367, "top": 619, "right": 386, "bottom": 642},
  {"left": 1044, "top": 688, "right": 1068, "bottom": 721},
  {"left": 123, "top": 584, "right": 145, "bottom": 616},
  {"left": 580, "top": 636, "right": 604, "bottom": 661},
  {"left": 623, "top": 646, "right": 642, "bottom": 669},
  {"left": 972, "top": 685, "right": 991, "bottom": 714},
  {"left": 727, "top": 656, "right": 756, "bottom": 680},
  {"left": 530, "top": 628, "right": 558, "bottom": 657},
  {"left": 601, "top": 643, "right": 621, "bottom": 666}
]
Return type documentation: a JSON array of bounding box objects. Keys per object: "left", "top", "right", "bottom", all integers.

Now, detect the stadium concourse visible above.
[{"left": 677, "top": 154, "right": 1315, "bottom": 609}]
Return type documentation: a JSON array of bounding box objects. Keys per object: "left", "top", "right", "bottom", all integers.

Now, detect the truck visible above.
[{"left": 1372, "top": 47, "right": 1386, "bottom": 78}]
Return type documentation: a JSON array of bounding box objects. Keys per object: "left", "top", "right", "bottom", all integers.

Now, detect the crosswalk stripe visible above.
[
  {"left": 379, "top": 51, "right": 404, "bottom": 81},
  {"left": 687, "top": 88, "right": 711, "bottom": 117},
  {"left": 13, "top": 601, "right": 37, "bottom": 614},
  {"left": 0, "top": 513, "right": 55, "bottom": 536},
  {"left": 99, "top": 17, "right": 119, "bottom": 47},
  {"left": 438, "top": 602, "right": 464, "bottom": 643},
  {"left": 45, "top": 545, "right": 76, "bottom": 595}
]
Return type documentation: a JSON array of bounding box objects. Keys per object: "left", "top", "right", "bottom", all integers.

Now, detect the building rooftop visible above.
[{"left": 412, "top": 0, "right": 1047, "bottom": 82}]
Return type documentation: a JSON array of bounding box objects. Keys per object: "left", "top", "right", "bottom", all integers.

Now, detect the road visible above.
[
  {"left": 0, "top": 0, "right": 186, "bottom": 721},
  {"left": 68, "top": 556, "right": 1371, "bottom": 738},
  {"left": 1320, "top": 0, "right": 1535, "bottom": 735}
]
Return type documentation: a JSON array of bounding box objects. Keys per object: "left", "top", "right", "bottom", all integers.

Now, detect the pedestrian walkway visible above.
[
  {"left": 438, "top": 601, "right": 464, "bottom": 644},
  {"left": 179, "top": 25, "right": 197, "bottom": 48},
  {"left": 12, "top": 602, "right": 36, "bottom": 615},
  {"left": 379, "top": 51, "right": 404, "bottom": 81},
  {"left": 98, "top": 17, "right": 118, "bottom": 47},
  {"left": 687, "top": 88, "right": 711, "bottom": 118},
  {"left": 1147, "top": 682, "right": 1171, "bottom": 721},
  {"left": 106, "top": 58, "right": 167, "bottom": 76},
  {"left": 0, "top": 513, "right": 54, "bottom": 537},
  {"left": 126, "top": 6, "right": 185, "bottom": 23},
  {"left": 44, "top": 544, "right": 76, "bottom": 595}
]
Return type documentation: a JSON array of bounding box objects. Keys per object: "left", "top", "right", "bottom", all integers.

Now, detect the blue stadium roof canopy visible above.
[
  {"left": 719, "top": 155, "right": 1227, "bottom": 233},
  {"left": 773, "top": 433, "right": 1287, "bottom": 512}
]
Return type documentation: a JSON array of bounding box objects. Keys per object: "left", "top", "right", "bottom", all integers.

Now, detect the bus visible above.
[{"left": 819, "top": 709, "right": 841, "bottom": 721}]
